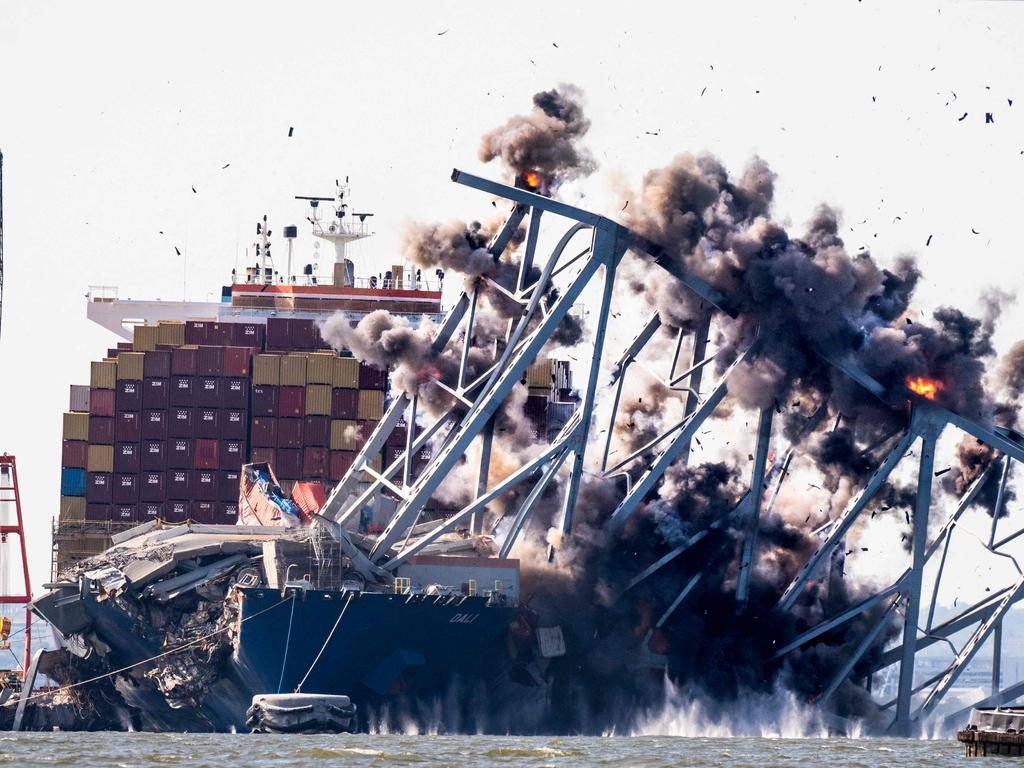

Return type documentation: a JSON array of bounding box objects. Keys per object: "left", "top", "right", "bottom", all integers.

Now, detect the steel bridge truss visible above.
[{"left": 317, "top": 169, "right": 1024, "bottom": 733}]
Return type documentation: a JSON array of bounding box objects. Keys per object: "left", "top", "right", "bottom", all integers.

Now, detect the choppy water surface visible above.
[{"left": 0, "top": 733, "right": 965, "bottom": 767}]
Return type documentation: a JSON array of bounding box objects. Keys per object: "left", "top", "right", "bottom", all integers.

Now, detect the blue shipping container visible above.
[{"left": 61, "top": 467, "right": 87, "bottom": 497}]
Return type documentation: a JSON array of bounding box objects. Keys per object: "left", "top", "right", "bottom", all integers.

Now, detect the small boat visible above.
[{"left": 246, "top": 693, "right": 357, "bottom": 734}]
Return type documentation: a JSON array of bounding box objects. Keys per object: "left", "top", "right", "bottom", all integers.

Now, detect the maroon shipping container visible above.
[
  {"left": 86, "top": 503, "right": 111, "bottom": 521},
  {"left": 142, "top": 410, "right": 168, "bottom": 440},
  {"left": 191, "top": 501, "right": 216, "bottom": 522},
  {"left": 196, "top": 377, "right": 221, "bottom": 407},
  {"left": 142, "top": 440, "right": 166, "bottom": 470},
  {"left": 140, "top": 501, "right": 163, "bottom": 520},
  {"left": 170, "top": 376, "right": 194, "bottom": 406},
  {"left": 303, "top": 446, "right": 328, "bottom": 478},
  {"left": 251, "top": 418, "right": 277, "bottom": 448},
  {"left": 293, "top": 319, "right": 318, "bottom": 350},
  {"left": 167, "top": 469, "right": 191, "bottom": 499},
  {"left": 197, "top": 346, "right": 225, "bottom": 376},
  {"left": 195, "top": 408, "right": 219, "bottom": 438},
  {"left": 194, "top": 438, "right": 220, "bottom": 469},
  {"left": 171, "top": 346, "right": 198, "bottom": 375},
  {"left": 165, "top": 500, "right": 189, "bottom": 522},
  {"left": 112, "top": 473, "right": 139, "bottom": 503},
  {"left": 304, "top": 415, "right": 330, "bottom": 447},
  {"left": 62, "top": 440, "right": 88, "bottom": 469},
  {"left": 219, "top": 470, "right": 240, "bottom": 502},
  {"left": 278, "top": 386, "right": 305, "bottom": 418},
  {"left": 219, "top": 439, "right": 247, "bottom": 469},
  {"left": 232, "top": 322, "right": 265, "bottom": 349},
  {"left": 223, "top": 377, "right": 249, "bottom": 408},
  {"left": 143, "top": 350, "right": 171, "bottom": 378},
  {"left": 266, "top": 317, "right": 289, "bottom": 350},
  {"left": 184, "top": 321, "right": 210, "bottom": 346},
  {"left": 386, "top": 424, "right": 408, "bottom": 448},
  {"left": 359, "top": 362, "right": 388, "bottom": 390},
  {"left": 275, "top": 448, "right": 302, "bottom": 479},
  {"left": 167, "top": 438, "right": 194, "bottom": 469},
  {"left": 329, "top": 451, "right": 355, "bottom": 481},
  {"left": 113, "top": 503, "right": 138, "bottom": 522},
  {"left": 114, "top": 442, "right": 141, "bottom": 473},
  {"left": 89, "top": 416, "right": 115, "bottom": 445},
  {"left": 251, "top": 447, "right": 275, "bottom": 466},
  {"left": 251, "top": 385, "right": 277, "bottom": 417},
  {"left": 115, "top": 380, "right": 142, "bottom": 412},
  {"left": 168, "top": 407, "right": 194, "bottom": 438},
  {"left": 277, "top": 418, "right": 304, "bottom": 449},
  {"left": 207, "top": 322, "right": 233, "bottom": 347},
  {"left": 331, "top": 388, "right": 359, "bottom": 419},
  {"left": 89, "top": 388, "right": 115, "bottom": 417},
  {"left": 117, "top": 341, "right": 133, "bottom": 351},
  {"left": 140, "top": 471, "right": 165, "bottom": 502},
  {"left": 193, "top": 470, "right": 218, "bottom": 501},
  {"left": 113, "top": 412, "right": 140, "bottom": 442},
  {"left": 86, "top": 472, "right": 112, "bottom": 503},
  {"left": 215, "top": 502, "right": 239, "bottom": 524},
  {"left": 143, "top": 378, "right": 169, "bottom": 410},
  {"left": 223, "top": 346, "right": 252, "bottom": 377},
  {"left": 221, "top": 409, "right": 246, "bottom": 439}
]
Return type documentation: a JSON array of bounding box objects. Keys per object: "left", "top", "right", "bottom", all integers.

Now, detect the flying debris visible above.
[
  {"left": 191, "top": 186, "right": 197, "bottom": 193},
  {"left": 437, "top": 29, "right": 449, "bottom": 35},
  {"left": 926, "top": 234, "right": 933, "bottom": 246},
  {"left": 288, "top": 126, "right": 294, "bottom": 137},
  {"left": 958, "top": 112, "right": 968, "bottom": 121},
  {"left": 174, "top": 246, "right": 181, "bottom": 256},
  {"left": 221, "top": 163, "right": 231, "bottom": 169},
  {"left": 986, "top": 113, "right": 995, "bottom": 124}
]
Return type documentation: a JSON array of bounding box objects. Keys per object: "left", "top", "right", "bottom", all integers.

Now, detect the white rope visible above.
[{"left": 295, "top": 590, "right": 354, "bottom": 693}]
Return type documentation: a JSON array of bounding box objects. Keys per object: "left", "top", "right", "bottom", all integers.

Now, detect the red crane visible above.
[{"left": 0, "top": 455, "right": 32, "bottom": 677}]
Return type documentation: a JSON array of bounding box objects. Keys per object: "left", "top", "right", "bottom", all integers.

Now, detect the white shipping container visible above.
[{"left": 69, "top": 384, "right": 91, "bottom": 412}]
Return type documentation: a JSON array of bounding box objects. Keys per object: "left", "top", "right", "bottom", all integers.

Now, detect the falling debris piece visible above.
[
  {"left": 437, "top": 29, "right": 448, "bottom": 36},
  {"left": 934, "top": 467, "right": 951, "bottom": 477},
  {"left": 191, "top": 186, "right": 197, "bottom": 194},
  {"left": 926, "top": 234, "right": 933, "bottom": 246},
  {"left": 174, "top": 246, "right": 181, "bottom": 256},
  {"left": 288, "top": 127, "right": 294, "bottom": 137},
  {"left": 620, "top": 201, "right": 629, "bottom": 211},
  {"left": 552, "top": 42, "right": 558, "bottom": 48},
  {"left": 700, "top": 87, "right": 707, "bottom": 97},
  {"left": 986, "top": 113, "right": 994, "bottom": 124},
  {"left": 644, "top": 131, "right": 660, "bottom": 136},
  {"left": 972, "top": 228, "right": 980, "bottom": 235},
  {"left": 221, "top": 163, "right": 231, "bottom": 169},
  {"left": 958, "top": 112, "right": 968, "bottom": 122}
]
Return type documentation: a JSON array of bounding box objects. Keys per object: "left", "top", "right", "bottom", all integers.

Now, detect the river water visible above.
[{"left": 0, "top": 733, "right": 966, "bottom": 767}]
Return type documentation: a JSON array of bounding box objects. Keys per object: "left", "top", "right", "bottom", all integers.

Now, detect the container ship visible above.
[{"left": 27, "top": 182, "right": 575, "bottom": 732}]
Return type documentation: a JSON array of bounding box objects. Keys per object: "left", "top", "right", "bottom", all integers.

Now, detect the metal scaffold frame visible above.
[
  {"left": 315, "top": 170, "right": 1024, "bottom": 733},
  {"left": 0, "top": 455, "right": 32, "bottom": 675}
]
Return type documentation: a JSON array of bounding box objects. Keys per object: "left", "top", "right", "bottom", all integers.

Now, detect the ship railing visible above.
[
  {"left": 229, "top": 276, "right": 441, "bottom": 292},
  {"left": 87, "top": 285, "right": 119, "bottom": 302},
  {"left": 312, "top": 220, "right": 371, "bottom": 239}
]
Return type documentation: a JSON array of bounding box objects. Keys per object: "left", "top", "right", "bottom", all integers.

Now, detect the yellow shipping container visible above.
[
  {"left": 253, "top": 354, "right": 281, "bottom": 386},
  {"left": 133, "top": 324, "right": 158, "bottom": 352},
  {"left": 333, "top": 357, "right": 360, "bottom": 389},
  {"left": 117, "top": 351, "right": 145, "bottom": 381},
  {"left": 330, "top": 419, "right": 359, "bottom": 451},
  {"left": 87, "top": 444, "right": 114, "bottom": 473},
  {"left": 306, "top": 384, "right": 332, "bottom": 416},
  {"left": 360, "top": 455, "right": 383, "bottom": 481},
  {"left": 59, "top": 496, "right": 86, "bottom": 522},
  {"left": 526, "top": 359, "right": 553, "bottom": 388},
  {"left": 157, "top": 320, "right": 185, "bottom": 346},
  {"left": 528, "top": 386, "right": 550, "bottom": 399},
  {"left": 357, "top": 389, "right": 385, "bottom": 420},
  {"left": 307, "top": 352, "right": 336, "bottom": 385},
  {"left": 63, "top": 412, "right": 89, "bottom": 441},
  {"left": 90, "top": 360, "right": 117, "bottom": 390},
  {"left": 280, "top": 353, "right": 308, "bottom": 386}
]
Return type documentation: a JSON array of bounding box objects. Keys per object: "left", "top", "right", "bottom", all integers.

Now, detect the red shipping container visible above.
[
  {"left": 193, "top": 470, "right": 218, "bottom": 501},
  {"left": 171, "top": 346, "right": 198, "bottom": 375},
  {"left": 89, "top": 416, "right": 115, "bottom": 445},
  {"left": 86, "top": 472, "right": 112, "bottom": 503},
  {"left": 291, "top": 318, "right": 318, "bottom": 350},
  {"left": 167, "top": 438, "right": 195, "bottom": 469},
  {"left": 215, "top": 502, "right": 240, "bottom": 524},
  {"left": 207, "top": 322, "right": 233, "bottom": 347},
  {"left": 266, "top": 317, "right": 290, "bottom": 350},
  {"left": 386, "top": 424, "right": 408, "bottom": 448},
  {"left": 167, "top": 469, "right": 192, "bottom": 499},
  {"left": 194, "top": 438, "right": 220, "bottom": 468},
  {"left": 221, "top": 409, "right": 246, "bottom": 439},
  {"left": 223, "top": 346, "right": 252, "bottom": 377},
  {"left": 165, "top": 500, "right": 189, "bottom": 522},
  {"left": 142, "top": 410, "right": 168, "bottom": 441},
  {"left": 278, "top": 386, "right": 306, "bottom": 418},
  {"left": 86, "top": 503, "right": 111, "bottom": 521},
  {"left": 191, "top": 501, "right": 216, "bottom": 522},
  {"left": 252, "top": 385, "right": 277, "bottom": 416},
  {"left": 219, "top": 439, "right": 247, "bottom": 469},
  {"left": 142, "top": 440, "right": 166, "bottom": 470},
  {"left": 219, "top": 470, "right": 240, "bottom": 501},
  {"left": 117, "top": 341, "right": 133, "bottom": 351},
  {"left": 89, "top": 388, "right": 115, "bottom": 417},
  {"left": 251, "top": 446, "right": 276, "bottom": 466},
  {"left": 331, "top": 388, "right": 359, "bottom": 419},
  {"left": 116, "top": 411, "right": 142, "bottom": 442},
  {"left": 251, "top": 418, "right": 277, "bottom": 448},
  {"left": 359, "top": 362, "right": 388, "bottom": 390},
  {"left": 223, "top": 377, "right": 250, "bottom": 408},
  {"left": 302, "top": 446, "right": 328, "bottom": 478},
  {"left": 184, "top": 321, "right": 210, "bottom": 346},
  {"left": 275, "top": 448, "right": 302, "bottom": 479},
  {"left": 170, "top": 376, "right": 194, "bottom": 406},
  {"left": 195, "top": 409, "right": 218, "bottom": 438},
  {"left": 277, "top": 418, "right": 304, "bottom": 448},
  {"left": 114, "top": 442, "right": 141, "bottom": 473},
  {"left": 168, "top": 407, "right": 194, "bottom": 438},
  {"left": 141, "top": 501, "right": 163, "bottom": 520},
  {"left": 304, "top": 415, "right": 330, "bottom": 447},
  {"left": 114, "top": 379, "right": 142, "bottom": 412},
  {"left": 292, "top": 481, "right": 328, "bottom": 517},
  {"left": 112, "top": 473, "right": 139, "bottom": 503},
  {"left": 329, "top": 450, "right": 356, "bottom": 481},
  {"left": 140, "top": 471, "right": 165, "bottom": 502},
  {"left": 62, "top": 440, "right": 88, "bottom": 469},
  {"left": 113, "top": 503, "right": 138, "bottom": 522},
  {"left": 232, "top": 322, "right": 265, "bottom": 349},
  {"left": 197, "top": 346, "right": 225, "bottom": 376},
  {"left": 144, "top": 350, "right": 171, "bottom": 378},
  {"left": 196, "top": 377, "right": 221, "bottom": 407},
  {"left": 143, "top": 379, "right": 169, "bottom": 410}
]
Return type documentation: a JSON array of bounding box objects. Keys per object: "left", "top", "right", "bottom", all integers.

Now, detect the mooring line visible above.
[{"left": 295, "top": 590, "right": 355, "bottom": 693}]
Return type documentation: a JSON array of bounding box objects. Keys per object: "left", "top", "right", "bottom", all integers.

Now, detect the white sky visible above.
[{"left": 1, "top": 1, "right": 1023, "bottom": 630}]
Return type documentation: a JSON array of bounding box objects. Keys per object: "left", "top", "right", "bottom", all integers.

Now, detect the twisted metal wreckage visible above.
[{"left": 311, "top": 168, "right": 1024, "bottom": 735}]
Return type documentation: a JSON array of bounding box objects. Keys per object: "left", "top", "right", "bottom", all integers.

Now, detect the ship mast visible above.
[{"left": 296, "top": 177, "right": 373, "bottom": 287}]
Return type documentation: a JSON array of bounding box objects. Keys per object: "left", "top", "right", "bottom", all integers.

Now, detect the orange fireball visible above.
[
  {"left": 905, "top": 375, "right": 944, "bottom": 401},
  {"left": 523, "top": 171, "right": 542, "bottom": 190}
]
